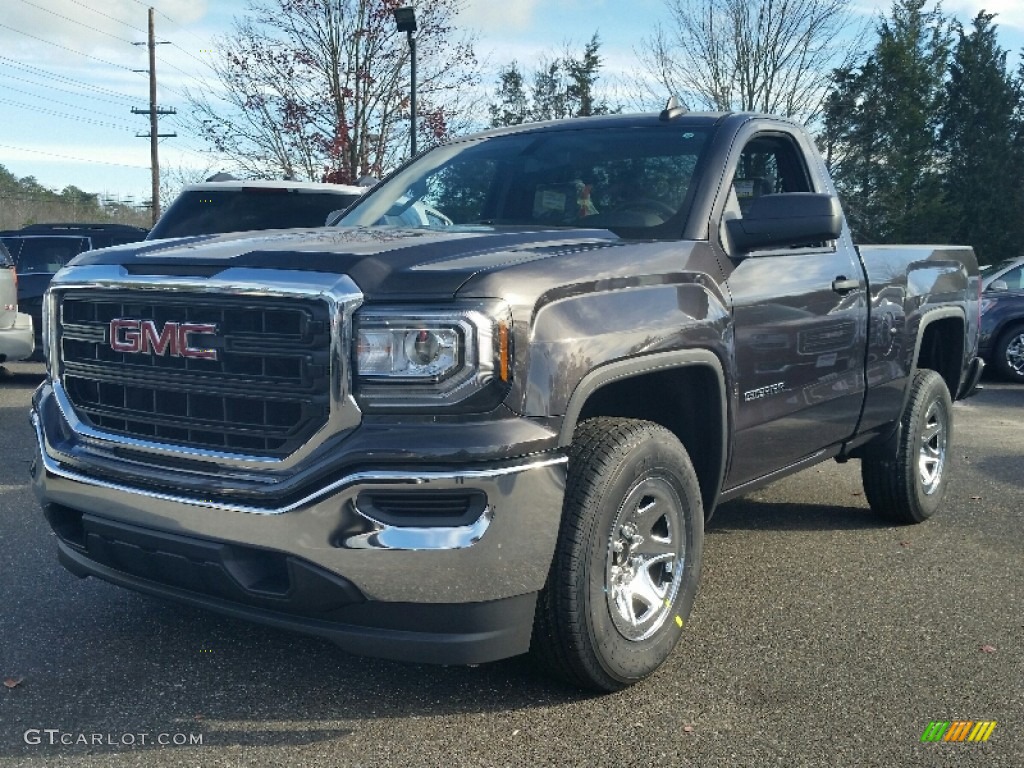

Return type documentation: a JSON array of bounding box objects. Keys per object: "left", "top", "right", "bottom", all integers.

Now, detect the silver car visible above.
[{"left": 0, "top": 240, "right": 34, "bottom": 364}]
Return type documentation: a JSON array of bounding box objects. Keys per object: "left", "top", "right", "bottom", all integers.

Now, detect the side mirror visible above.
[
  {"left": 988, "top": 280, "right": 1009, "bottom": 292},
  {"left": 726, "top": 193, "right": 842, "bottom": 254}
]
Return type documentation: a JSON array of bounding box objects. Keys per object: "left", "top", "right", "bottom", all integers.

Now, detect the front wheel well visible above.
[{"left": 571, "top": 366, "right": 725, "bottom": 516}]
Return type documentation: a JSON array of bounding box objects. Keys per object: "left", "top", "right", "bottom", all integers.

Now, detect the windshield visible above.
[
  {"left": 339, "top": 126, "right": 712, "bottom": 239},
  {"left": 149, "top": 189, "right": 363, "bottom": 239},
  {"left": 981, "top": 258, "right": 1023, "bottom": 287},
  {"left": 2, "top": 237, "right": 90, "bottom": 275}
]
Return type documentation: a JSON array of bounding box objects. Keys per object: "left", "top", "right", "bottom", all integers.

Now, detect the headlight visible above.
[{"left": 354, "top": 302, "right": 512, "bottom": 410}]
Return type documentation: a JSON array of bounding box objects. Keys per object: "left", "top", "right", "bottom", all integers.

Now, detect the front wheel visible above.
[
  {"left": 992, "top": 325, "right": 1024, "bottom": 382},
  {"left": 861, "top": 369, "right": 953, "bottom": 524},
  {"left": 532, "top": 418, "right": 703, "bottom": 691}
]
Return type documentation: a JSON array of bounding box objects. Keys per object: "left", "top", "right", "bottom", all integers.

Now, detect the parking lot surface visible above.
[{"left": 1, "top": 362, "right": 1020, "bottom": 767}]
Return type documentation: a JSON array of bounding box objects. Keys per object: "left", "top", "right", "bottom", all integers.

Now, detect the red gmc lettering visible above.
[
  {"left": 110, "top": 318, "right": 142, "bottom": 353},
  {"left": 141, "top": 320, "right": 177, "bottom": 355},
  {"left": 109, "top": 319, "right": 218, "bottom": 360},
  {"left": 176, "top": 323, "right": 218, "bottom": 360}
]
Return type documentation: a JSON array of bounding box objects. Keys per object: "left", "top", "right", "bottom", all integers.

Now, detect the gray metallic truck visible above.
[{"left": 31, "top": 109, "right": 984, "bottom": 691}]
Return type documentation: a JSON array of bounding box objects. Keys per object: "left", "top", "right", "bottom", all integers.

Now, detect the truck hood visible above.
[{"left": 70, "top": 226, "right": 624, "bottom": 299}]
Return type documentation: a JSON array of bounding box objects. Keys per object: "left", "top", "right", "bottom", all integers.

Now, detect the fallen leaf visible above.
[
  {"left": 3, "top": 677, "right": 24, "bottom": 689},
  {"left": 980, "top": 644, "right": 996, "bottom": 653},
  {"left": 899, "top": 541, "right": 911, "bottom": 547},
  {"left": 970, "top": 496, "right": 982, "bottom": 501},
  {"left": 683, "top": 725, "right": 695, "bottom": 733},
  {"left": 851, "top": 491, "right": 862, "bottom": 496},
  {"left": 512, "top": 729, "right": 520, "bottom": 736}
]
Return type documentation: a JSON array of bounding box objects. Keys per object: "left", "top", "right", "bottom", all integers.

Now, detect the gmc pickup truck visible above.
[{"left": 31, "top": 108, "right": 984, "bottom": 691}]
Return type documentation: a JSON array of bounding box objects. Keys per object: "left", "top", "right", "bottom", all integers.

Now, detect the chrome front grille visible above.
[{"left": 57, "top": 289, "right": 333, "bottom": 457}]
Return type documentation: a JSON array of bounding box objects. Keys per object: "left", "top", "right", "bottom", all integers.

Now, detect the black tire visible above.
[
  {"left": 992, "top": 324, "right": 1024, "bottom": 382},
  {"left": 531, "top": 417, "right": 703, "bottom": 691},
  {"left": 861, "top": 369, "right": 953, "bottom": 524}
]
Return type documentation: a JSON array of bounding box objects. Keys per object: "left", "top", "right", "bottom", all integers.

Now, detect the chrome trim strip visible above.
[
  {"left": 47, "top": 265, "right": 363, "bottom": 472},
  {"left": 33, "top": 410, "right": 567, "bottom": 517},
  {"left": 345, "top": 507, "right": 494, "bottom": 551}
]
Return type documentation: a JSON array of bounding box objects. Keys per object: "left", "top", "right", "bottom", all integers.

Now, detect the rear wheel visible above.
[
  {"left": 992, "top": 325, "right": 1024, "bottom": 382},
  {"left": 861, "top": 369, "right": 953, "bottom": 524},
  {"left": 532, "top": 417, "right": 703, "bottom": 691}
]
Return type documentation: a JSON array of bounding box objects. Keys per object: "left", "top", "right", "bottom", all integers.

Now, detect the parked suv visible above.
[
  {"left": 979, "top": 255, "right": 1024, "bottom": 381},
  {"left": 0, "top": 240, "right": 33, "bottom": 365},
  {"left": 0, "top": 224, "right": 148, "bottom": 359},
  {"left": 0, "top": 235, "right": 92, "bottom": 358},
  {"left": 147, "top": 180, "right": 365, "bottom": 240},
  {"left": 9, "top": 223, "right": 148, "bottom": 250}
]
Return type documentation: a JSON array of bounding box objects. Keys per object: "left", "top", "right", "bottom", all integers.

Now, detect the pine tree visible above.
[
  {"left": 487, "top": 35, "right": 616, "bottom": 127},
  {"left": 489, "top": 63, "right": 529, "bottom": 128},
  {"left": 565, "top": 34, "right": 610, "bottom": 117},
  {"left": 823, "top": 0, "right": 952, "bottom": 243},
  {"left": 939, "top": 12, "right": 1023, "bottom": 264}
]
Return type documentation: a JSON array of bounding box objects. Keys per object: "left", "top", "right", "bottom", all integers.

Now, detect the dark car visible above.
[
  {"left": 979, "top": 256, "right": 1024, "bottom": 381},
  {"left": 11, "top": 223, "right": 149, "bottom": 250},
  {"left": 147, "top": 181, "right": 365, "bottom": 240},
  {"left": 0, "top": 224, "right": 149, "bottom": 357}
]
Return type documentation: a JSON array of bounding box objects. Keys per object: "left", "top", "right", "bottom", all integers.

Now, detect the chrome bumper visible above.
[{"left": 31, "top": 399, "right": 567, "bottom": 605}]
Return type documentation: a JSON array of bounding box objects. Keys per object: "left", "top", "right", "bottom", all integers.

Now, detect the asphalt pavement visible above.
[{"left": 1, "top": 361, "right": 1020, "bottom": 767}]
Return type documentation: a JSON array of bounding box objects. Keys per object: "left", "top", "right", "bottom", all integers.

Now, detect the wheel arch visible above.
[
  {"left": 913, "top": 308, "right": 966, "bottom": 398},
  {"left": 558, "top": 350, "right": 728, "bottom": 518}
]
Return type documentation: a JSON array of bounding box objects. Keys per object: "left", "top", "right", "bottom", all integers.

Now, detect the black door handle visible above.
[{"left": 832, "top": 276, "right": 860, "bottom": 295}]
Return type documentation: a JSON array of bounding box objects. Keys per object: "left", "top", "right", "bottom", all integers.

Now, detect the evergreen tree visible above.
[
  {"left": 488, "top": 34, "right": 615, "bottom": 127},
  {"left": 565, "top": 34, "right": 611, "bottom": 117},
  {"left": 489, "top": 63, "right": 529, "bottom": 128},
  {"left": 939, "top": 12, "right": 1023, "bottom": 264},
  {"left": 823, "top": 0, "right": 952, "bottom": 243},
  {"left": 530, "top": 61, "right": 569, "bottom": 122}
]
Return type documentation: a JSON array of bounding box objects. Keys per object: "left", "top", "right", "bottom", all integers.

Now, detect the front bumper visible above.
[
  {"left": 32, "top": 384, "right": 567, "bottom": 664},
  {"left": 0, "top": 312, "right": 34, "bottom": 362}
]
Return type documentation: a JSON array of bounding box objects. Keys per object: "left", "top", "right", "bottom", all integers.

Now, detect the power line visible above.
[
  {"left": 3, "top": 84, "right": 138, "bottom": 122},
  {"left": 14, "top": 0, "right": 139, "bottom": 45},
  {"left": 65, "top": 0, "right": 147, "bottom": 34},
  {"left": 0, "top": 71, "right": 136, "bottom": 107},
  {"left": 0, "top": 143, "right": 149, "bottom": 169},
  {"left": 0, "top": 21, "right": 141, "bottom": 73},
  {"left": 154, "top": 53, "right": 199, "bottom": 82},
  {"left": 0, "top": 56, "right": 138, "bottom": 102},
  {"left": 0, "top": 98, "right": 135, "bottom": 131}
]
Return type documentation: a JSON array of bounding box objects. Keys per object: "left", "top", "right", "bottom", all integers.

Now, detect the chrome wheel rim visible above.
[
  {"left": 1006, "top": 332, "right": 1024, "bottom": 376},
  {"left": 605, "top": 476, "right": 686, "bottom": 642},
  {"left": 918, "top": 400, "right": 948, "bottom": 495}
]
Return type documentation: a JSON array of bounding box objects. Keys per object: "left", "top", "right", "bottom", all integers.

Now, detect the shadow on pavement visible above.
[{"left": 708, "top": 497, "right": 886, "bottom": 533}]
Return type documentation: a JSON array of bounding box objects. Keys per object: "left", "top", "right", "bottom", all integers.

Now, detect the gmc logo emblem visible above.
[{"left": 109, "top": 318, "right": 219, "bottom": 361}]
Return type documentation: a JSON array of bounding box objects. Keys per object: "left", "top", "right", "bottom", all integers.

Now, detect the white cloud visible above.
[
  {"left": 459, "top": 0, "right": 545, "bottom": 33},
  {"left": 944, "top": 0, "right": 1024, "bottom": 29},
  {"left": 854, "top": 0, "right": 1024, "bottom": 29},
  {"left": 0, "top": 1, "right": 209, "bottom": 60}
]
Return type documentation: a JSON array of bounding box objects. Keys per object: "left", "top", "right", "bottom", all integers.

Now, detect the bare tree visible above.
[
  {"left": 184, "top": 0, "right": 481, "bottom": 183},
  {"left": 639, "top": 0, "right": 866, "bottom": 122},
  {"left": 158, "top": 161, "right": 221, "bottom": 212}
]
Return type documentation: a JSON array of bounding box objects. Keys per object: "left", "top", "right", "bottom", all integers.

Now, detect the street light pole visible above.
[
  {"left": 408, "top": 30, "right": 417, "bottom": 156},
  {"left": 392, "top": 6, "right": 418, "bottom": 157}
]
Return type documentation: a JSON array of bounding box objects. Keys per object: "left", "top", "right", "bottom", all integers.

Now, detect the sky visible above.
[{"left": 0, "top": 0, "right": 1022, "bottom": 208}]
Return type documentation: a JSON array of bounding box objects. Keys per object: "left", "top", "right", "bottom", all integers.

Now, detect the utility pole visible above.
[{"left": 132, "top": 7, "right": 176, "bottom": 225}]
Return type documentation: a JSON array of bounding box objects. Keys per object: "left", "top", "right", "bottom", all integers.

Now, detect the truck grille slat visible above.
[{"left": 57, "top": 290, "right": 332, "bottom": 457}]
